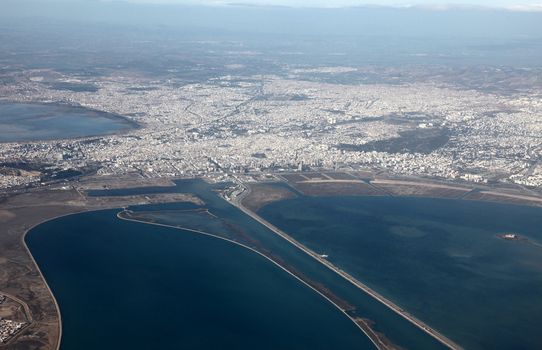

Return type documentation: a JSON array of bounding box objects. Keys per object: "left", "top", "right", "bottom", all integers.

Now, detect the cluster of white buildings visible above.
[
  {"left": 0, "top": 318, "right": 25, "bottom": 343},
  {"left": 0, "top": 295, "right": 26, "bottom": 343},
  {"left": 0, "top": 69, "right": 541, "bottom": 191}
]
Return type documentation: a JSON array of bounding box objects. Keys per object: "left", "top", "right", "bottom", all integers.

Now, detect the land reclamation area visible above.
[{"left": 2, "top": 172, "right": 542, "bottom": 350}]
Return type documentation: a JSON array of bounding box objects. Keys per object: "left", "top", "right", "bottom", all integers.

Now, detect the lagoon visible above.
[
  {"left": 84, "top": 179, "right": 451, "bottom": 350},
  {"left": 0, "top": 102, "right": 136, "bottom": 142},
  {"left": 259, "top": 195, "right": 542, "bottom": 350},
  {"left": 25, "top": 207, "right": 375, "bottom": 350}
]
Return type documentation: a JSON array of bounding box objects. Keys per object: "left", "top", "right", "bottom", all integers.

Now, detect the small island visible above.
[
  {"left": 497, "top": 233, "right": 542, "bottom": 250},
  {"left": 498, "top": 233, "right": 521, "bottom": 241}
]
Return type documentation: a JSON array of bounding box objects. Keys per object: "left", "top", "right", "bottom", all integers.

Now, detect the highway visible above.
[
  {"left": 231, "top": 183, "right": 463, "bottom": 350},
  {"left": 117, "top": 211, "right": 385, "bottom": 350}
]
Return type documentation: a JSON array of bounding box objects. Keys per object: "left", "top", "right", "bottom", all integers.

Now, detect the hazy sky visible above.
[{"left": 121, "top": 0, "right": 542, "bottom": 10}]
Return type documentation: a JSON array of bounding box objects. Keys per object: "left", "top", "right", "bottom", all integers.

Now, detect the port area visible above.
[{"left": 0, "top": 292, "right": 32, "bottom": 345}]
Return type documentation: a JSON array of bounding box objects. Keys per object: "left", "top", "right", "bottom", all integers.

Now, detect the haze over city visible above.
[{"left": 1, "top": 1, "right": 542, "bottom": 350}]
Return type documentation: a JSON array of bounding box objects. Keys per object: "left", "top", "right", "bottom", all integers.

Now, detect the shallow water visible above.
[
  {"left": 26, "top": 208, "right": 374, "bottom": 350},
  {"left": 85, "top": 179, "right": 451, "bottom": 350},
  {"left": 0, "top": 102, "right": 135, "bottom": 142},
  {"left": 259, "top": 195, "right": 542, "bottom": 350}
]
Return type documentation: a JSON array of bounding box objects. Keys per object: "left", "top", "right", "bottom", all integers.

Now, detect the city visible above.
[
  {"left": 1, "top": 2, "right": 542, "bottom": 350},
  {"left": 1, "top": 66, "right": 541, "bottom": 191}
]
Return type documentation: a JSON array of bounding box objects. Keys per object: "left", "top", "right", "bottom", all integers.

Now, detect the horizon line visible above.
[{"left": 98, "top": 0, "right": 542, "bottom": 13}]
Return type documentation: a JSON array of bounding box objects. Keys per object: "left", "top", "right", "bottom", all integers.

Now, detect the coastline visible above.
[
  {"left": 4, "top": 173, "right": 542, "bottom": 350},
  {"left": 116, "top": 211, "right": 383, "bottom": 350},
  {"left": 0, "top": 181, "right": 201, "bottom": 350},
  {"left": 21, "top": 210, "right": 90, "bottom": 350},
  {"left": 0, "top": 100, "right": 140, "bottom": 144},
  {"left": 1, "top": 205, "right": 88, "bottom": 350},
  {"left": 235, "top": 176, "right": 542, "bottom": 350},
  {"left": 271, "top": 171, "right": 542, "bottom": 208},
  {"left": 232, "top": 185, "right": 462, "bottom": 350}
]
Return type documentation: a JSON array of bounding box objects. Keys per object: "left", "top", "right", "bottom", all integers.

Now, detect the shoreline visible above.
[
  {"left": 0, "top": 100, "right": 140, "bottom": 144},
  {"left": 116, "top": 211, "right": 385, "bottom": 350},
  {"left": 20, "top": 206, "right": 138, "bottom": 350},
  {"left": 268, "top": 172, "right": 542, "bottom": 208},
  {"left": 21, "top": 214, "right": 74, "bottom": 350},
  {"left": 0, "top": 182, "right": 201, "bottom": 350},
  {"left": 4, "top": 173, "right": 542, "bottom": 349},
  {"left": 232, "top": 184, "right": 462, "bottom": 350}
]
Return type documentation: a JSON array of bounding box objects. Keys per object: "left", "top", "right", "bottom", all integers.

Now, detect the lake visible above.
[
  {"left": 0, "top": 102, "right": 136, "bottom": 142},
  {"left": 25, "top": 207, "right": 376, "bottom": 350},
  {"left": 82, "top": 179, "right": 452, "bottom": 350},
  {"left": 259, "top": 195, "right": 542, "bottom": 350}
]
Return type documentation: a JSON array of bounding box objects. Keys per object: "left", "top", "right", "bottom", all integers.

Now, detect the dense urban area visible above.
[
  {"left": 2, "top": 4, "right": 542, "bottom": 350},
  {"left": 1, "top": 65, "right": 541, "bottom": 191}
]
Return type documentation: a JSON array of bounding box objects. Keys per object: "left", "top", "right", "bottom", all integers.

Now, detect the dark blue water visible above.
[
  {"left": 84, "top": 179, "right": 451, "bottom": 350},
  {"left": 0, "top": 102, "right": 136, "bottom": 142},
  {"left": 26, "top": 209, "right": 374, "bottom": 350},
  {"left": 259, "top": 195, "right": 542, "bottom": 350}
]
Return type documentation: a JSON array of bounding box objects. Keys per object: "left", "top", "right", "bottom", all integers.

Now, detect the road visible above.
[
  {"left": 231, "top": 183, "right": 463, "bottom": 350},
  {"left": 117, "top": 211, "right": 386, "bottom": 350}
]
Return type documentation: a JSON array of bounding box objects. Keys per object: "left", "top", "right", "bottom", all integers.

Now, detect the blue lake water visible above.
[
  {"left": 0, "top": 102, "right": 136, "bottom": 142},
  {"left": 83, "top": 179, "right": 451, "bottom": 350},
  {"left": 26, "top": 208, "right": 374, "bottom": 350},
  {"left": 259, "top": 195, "right": 542, "bottom": 350}
]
